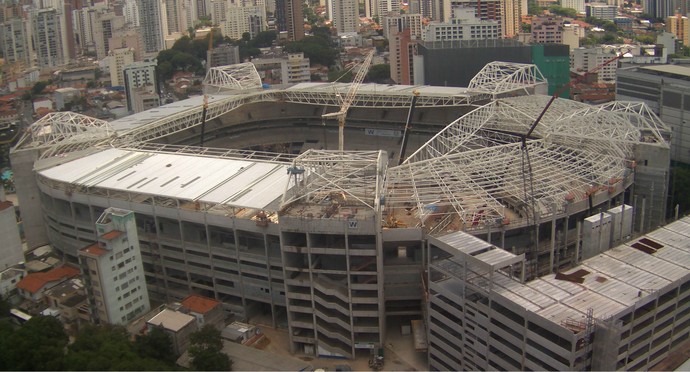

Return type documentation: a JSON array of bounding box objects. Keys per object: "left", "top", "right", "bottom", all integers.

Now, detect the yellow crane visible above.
[{"left": 322, "top": 50, "right": 374, "bottom": 152}]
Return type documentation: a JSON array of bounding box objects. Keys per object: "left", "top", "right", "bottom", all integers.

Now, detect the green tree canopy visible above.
[
  {"left": 285, "top": 36, "right": 338, "bottom": 66},
  {"left": 64, "top": 324, "right": 177, "bottom": 371},
  {"left": 0, "top": 315, "right": 68, "bottom": 370},
  {"left": 189, "top": 325, "right": 231, "bottom": 371},
  {"left": 547, "top": 5, "right": 578, "bottom": 17},
  {"left": 366, "top": 64, "right": 390, "bottom": 83}
]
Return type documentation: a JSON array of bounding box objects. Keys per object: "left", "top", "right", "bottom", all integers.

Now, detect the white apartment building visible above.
[
  {"left": 422, "top": 7, "right": 500, "bottom": 42},
  {"left": 329, "top": 0, "right": 357, "bottom": 34},
  {"left": 531, "top": 15, "right": 563, "bottom": 44},
  {"left": 382, "top": 13, "right": 423, "bottom": 40},
  {"left": 123, "top": 59, "right": 159, "bottom": 112},
  {"left": 31, "top": 8, "right": 67, "bottom": 68},
  {"left": 561, "top": 0, "right": 584, "bottom": 13},
  {"left": 123, "top": 0, "right": 140, "bottom": 26},
  {"left": 109, "top": 47, "right": 135, "bottom": 87},
  {"left": 137, "top": 0, "right": 168, "bottom": 55},
  {"left": 586, "top": 3, "right": 617, "bottom": 20},
  {"left": 571, "top": 47, "right": 618, "bottom": 82},
  {"left": 221, "top": 5, "right": 266, "bottom": 40},
  {"left": 79, "top": 208, "right": 151, "bottom": 325},
  {"left": 0, "top": 19, "right": 32, "bottom": 67}
]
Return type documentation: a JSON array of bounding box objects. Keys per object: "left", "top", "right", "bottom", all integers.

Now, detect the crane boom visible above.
[{"left": 323, "top": 50, "right": 375, "bottom": 151}]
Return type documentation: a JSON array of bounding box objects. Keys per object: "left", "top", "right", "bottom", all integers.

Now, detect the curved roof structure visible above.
[
  {"left": 203, "top": 63, "right": 263, "bottom": 93},
  {"left": 15, "top": 112, "right": 115, "bottom": 159},
  {"left": 20, "top": 62, "right": 670, "bottom": 233}
]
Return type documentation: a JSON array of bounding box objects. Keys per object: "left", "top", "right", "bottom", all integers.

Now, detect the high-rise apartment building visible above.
[
  {"left": 561, "top": 0, "right": 584, "bottom": 13},
  {"left": 0, "top": 19, "right": 32, "bottom": 67},
  {"left": 31, "top": 8, "right": 67, "bottom": 68},
  {"left": 666, "top": 14, "right": 690, "bottom": 46},
  {"left": 386, "top": 13, "right": 422, "bottom": 84},
  {"left": 571, "top": 47, "right": 618, "bottom": 82},
  {"left": 109, "top": 29, "right": 144, "bottom": 61},
  {"left": 109, "top": 47, "right": 135, "bottom": 87},
  {"left": 79, "top": 208, "right": 151, "bottom": 325},
  {"left": 221, "top": 5, "right": 265, "bottom": 40},
  {"left": 422, "top": 6, "right": 500, "bottom": 42},
  {"left": 123, "top": 0, "right": 140, "bottom": 26},
  {"left": 137, "top": 0, "right": 167, "bottom": 55},
  {"left": 382, "top": 12, "right": 422, "bottom": 39},
  {"left": 123, "top": 58, "right": 159, "bottom": 112},
  {"left": 95, "top": 11, "right": 126, "bottom": 59},
  {"left": 329, "top": 0, "right": 357, "bottom": 34},
  {"left": 531, "top": 15, "right": 563, "bottom": 44},
  {"left": 279, "top": 0, "right": 304, "bottom": 41},
  {"left": 643, "top": 0, "right": 674, "bottom": 19},
  {"left": 502, "top": 0, "right": 522, "bottom": 37}
]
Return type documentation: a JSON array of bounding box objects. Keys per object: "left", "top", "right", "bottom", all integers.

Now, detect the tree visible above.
[
  {"left": 64, "top": 324, "right": 176, "bottom": 371},
  {"left": 285, "top": 36, "right": 338, "bottom": 66},
  {"left": 547, "top": 5, "right": 578, "bottom": 17},
  {"left": 189, "top": 325, "right": 231, "bottom": 371},
  {"left": 366, "top": 64, "right": 390, "bottom": 83},
  {"left": 31, "top": 81, "right": 49, "bottom": 95},
  {"left": 0, "top": 316, "right": 68, "bottom": 370},
  {"left": 134, "top": 326, "right": 176, "bottom": 363}
]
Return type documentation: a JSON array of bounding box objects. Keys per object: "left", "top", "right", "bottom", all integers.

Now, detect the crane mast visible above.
[{"left": 322, "top": 50, "right": 375, "bottom": 151}]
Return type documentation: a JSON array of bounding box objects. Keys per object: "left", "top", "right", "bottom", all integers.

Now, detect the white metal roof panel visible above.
[
  {"left": 537, "top": 303, "right": 586, "bottom": 327},
  {"left": 561, "top": 290, "right": 627, "bottom": 319},
  {"left": 38, "top": 148, "right": 290, "bottom": 210},
  {"left": 607, "top": 245, "right": 687, "bottom": 283},
  {"left": 526, "top": 278, "right": 579, "bottom": 302}
]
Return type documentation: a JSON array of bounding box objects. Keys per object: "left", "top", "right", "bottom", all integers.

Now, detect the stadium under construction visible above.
[{"left": 11, "top": 61, "right": 690, "bottom": 370}]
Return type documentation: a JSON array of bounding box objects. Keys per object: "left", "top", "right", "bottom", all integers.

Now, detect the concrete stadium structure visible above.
[{"left": 10, "top": 62, "right": 677, "bottom": 364}]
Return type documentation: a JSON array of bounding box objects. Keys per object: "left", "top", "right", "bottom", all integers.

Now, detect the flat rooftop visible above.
[
  {"left": 640, "top": 64, "right": 690, "bottom": 78},
  {"left": 38, "top": 148, "right": 291, "bottom": 211},
  {"left": 434, "top": 217, "right": 690, "bottom": 329},
  {"left": 147, "top": 308, "right": 195, "bottom": 332}
]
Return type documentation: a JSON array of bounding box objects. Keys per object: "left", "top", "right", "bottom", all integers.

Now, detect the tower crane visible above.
[{"left": 322, "top": 49, "right": 375, "bottom": 152}]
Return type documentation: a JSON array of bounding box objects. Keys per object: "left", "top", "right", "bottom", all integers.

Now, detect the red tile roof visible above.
[
  {"left": 181, "top": 294, "right": 221, "bottom": 314},
  {"left": 81, "top": 243, "right": 109, "bottom": 257},
  {"left": 17, "top": 265, "right": 81, "bottom": 294},
  {"left": 0, "top": 200, "right": 13, "bottom": 212},
  {"left": 101, "top": 230, "right": 123, "bottom": 240}
]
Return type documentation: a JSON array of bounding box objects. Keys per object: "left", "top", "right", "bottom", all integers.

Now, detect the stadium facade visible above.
[{"left": 11, "top": 62, "right": 684, "bottom": 367}]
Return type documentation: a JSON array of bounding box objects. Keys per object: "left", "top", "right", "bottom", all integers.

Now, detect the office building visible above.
[
  {"left": 79, "top": 208, "right": 151, "bottom": 325},
  {"left": 382, "top": 13, "right": 423, "bottom": 40}
]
